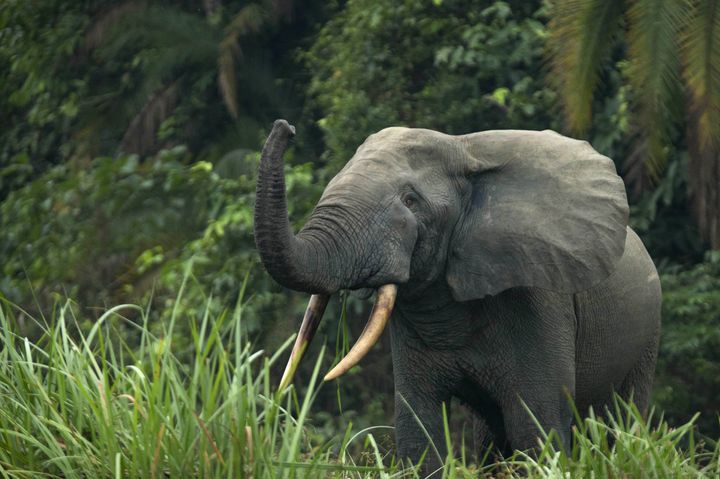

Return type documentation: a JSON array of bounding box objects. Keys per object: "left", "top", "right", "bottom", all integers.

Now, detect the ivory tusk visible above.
[
  {"left": 279, "top": 294, "right": 330, "bottom": 391},
  {"left": 324, "top": 284, "right": 397, "bottom": 382}
]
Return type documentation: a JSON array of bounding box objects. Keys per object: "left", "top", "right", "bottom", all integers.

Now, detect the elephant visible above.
[{"left": 253, "top": 119, "right": 662, "bottom": 473}]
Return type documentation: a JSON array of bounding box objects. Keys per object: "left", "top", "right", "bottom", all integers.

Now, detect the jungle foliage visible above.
[
  {"left": 307, "top": 0, "right": 557, "bottom": 168},
  {"left": 1, "top": 0, "right": 719, "bottom": 466},
  {"left": 655, "top": 253, "right": 720, "bottom": 435},
  {"left": 547, "top": 0, "right": 720, "bottom": 248}
]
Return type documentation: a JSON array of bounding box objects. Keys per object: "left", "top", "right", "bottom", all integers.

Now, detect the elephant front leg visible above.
[
  {"left": 389, "top": 318, "right": 460, "bottom": 475},
  {"left": 501, "top": 378, "right": 575, "bottom": 454},
  {"left": 394, "top": 384, "right": 449, "bottom": 476},
  {"left": 504, "top": 399, "right": 572, "bottom": 451},
  {"left": 494, "top": 288, "right": 577, "bottom": 455}
]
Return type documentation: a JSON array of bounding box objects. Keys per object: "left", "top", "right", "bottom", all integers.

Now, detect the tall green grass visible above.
[
  {"left": 0, "top": 293, "right": 402, "bottom": 478},
  {"left": 0, "top": 292, "right": 718, "bottom": 478},
  {"left": 516, "top": 399, "right": 720, "bottom": 478}
]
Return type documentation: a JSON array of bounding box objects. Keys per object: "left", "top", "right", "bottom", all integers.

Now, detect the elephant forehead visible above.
[
  {"left": 345, "top": 153, "right": 409, "bottom": 174},
  {"left": 364, "top": 126, "right": 450, "bottom": 146},
  {"left": 361, "top": 128, "right": 453, "bottom": 158},
  {"left": 325, "top": 163, "right": 406, "bottom": 192},
  {"left": 356, "top": 127, "right": 466, "bottom": 173}
]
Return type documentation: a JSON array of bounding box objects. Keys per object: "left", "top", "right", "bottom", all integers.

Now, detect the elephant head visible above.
[{"left": 254, "top": 120, "right": 629, "bottom": 387}]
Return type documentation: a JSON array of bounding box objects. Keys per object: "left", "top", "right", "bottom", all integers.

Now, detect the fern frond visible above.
[
  {"left": 547, "top": 0, "right": 624, "bottom": 134},
  {"left": 626, "top": 0, "right": 688, "bottom": 177},
  {"left": 682, "top": 0, "right": 720, "bottom": 150}
]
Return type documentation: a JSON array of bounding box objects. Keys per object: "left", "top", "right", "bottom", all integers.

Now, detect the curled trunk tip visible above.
[{"left": 273, "top": 119, "right": 295, "bottom": 137}]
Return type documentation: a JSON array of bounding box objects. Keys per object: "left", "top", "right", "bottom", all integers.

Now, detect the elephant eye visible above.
[{"left": 403, "top": 195, "right": 416, "bottom": 208}]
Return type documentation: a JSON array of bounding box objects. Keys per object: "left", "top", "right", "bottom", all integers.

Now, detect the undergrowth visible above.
[{"left": 0, "top": 287, "right": 718, "bottom": 478}]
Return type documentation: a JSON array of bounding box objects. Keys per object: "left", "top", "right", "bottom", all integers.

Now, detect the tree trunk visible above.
[{"left": 688, "top": 125, "right": 720, "bottom": 250}]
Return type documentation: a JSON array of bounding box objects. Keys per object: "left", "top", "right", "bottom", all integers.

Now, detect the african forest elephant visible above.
[{"left": 253, "top": 120, "right": 662, "bottom": 473}]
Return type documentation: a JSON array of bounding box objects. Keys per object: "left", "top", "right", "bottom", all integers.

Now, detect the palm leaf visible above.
[
  {"left": 201, "top": 0, "right": 221, "bottom": 17},
  {"left": 226, "top": 3, "right": 266, "bottom": 35},
  {"left": 218, "top": 38, "right": 241, "bottom": 119},
  {"left": 120, "top": 81, "right": 181, "bottom": 155},
  {"left": 98, "top": 6, "right": 220, "bottom": 93},
  {"left": 84, "top": 1, "right": 145, "bottom": 52},
  {"left": 218, "top": 4, "right": 266, "bottom": 119},
  {"left": 268, "top": 0, "right": 295, "bottom": 21},
  {"left": 626, "top": 0, "right": 688, "bottom": 178},
  {"left": 682, "top": 0, "right": 720, "bottom": 246},
  {"left": 682, "top": 0, "right": 720, "bottom": 150},
  {"left": 94, "top": 6, "right": 219, "bottom": 151},
  {"left": 547, "top": 0, "right": 624, "bottom": 134}
]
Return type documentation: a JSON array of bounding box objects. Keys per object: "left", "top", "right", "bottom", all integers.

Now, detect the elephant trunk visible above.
[
  {"left": 255, "top": 120, "right": 397, "bottom": 390},
  {"left": 254, "top": 119, "right": 334, "bottom": 294}
]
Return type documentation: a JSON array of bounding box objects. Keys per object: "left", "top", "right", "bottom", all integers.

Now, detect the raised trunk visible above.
[
  {"left": 255, "top": 121, "right": 400, "bottom": 387},
  {"left": 254, "top": 120, "right": 336, "bottom": 293}
]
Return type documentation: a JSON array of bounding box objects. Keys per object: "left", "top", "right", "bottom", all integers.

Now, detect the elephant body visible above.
[
  {"left": 253, "top": 120, "right": 662, "bottom": 473},
  {"left": 391, "top": 227, "right": 661, "bottom": 464}
]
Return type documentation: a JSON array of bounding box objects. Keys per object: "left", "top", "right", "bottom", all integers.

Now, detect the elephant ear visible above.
[{"left": 446, "top": 130, "right": 629, "bottom": 301}]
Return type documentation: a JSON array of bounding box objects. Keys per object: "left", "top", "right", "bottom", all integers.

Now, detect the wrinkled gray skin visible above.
[{"left": 254, "top": 120, "right": 662, "bottom": 473}]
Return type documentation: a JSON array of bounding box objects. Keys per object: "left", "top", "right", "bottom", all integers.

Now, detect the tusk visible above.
[
  {"left": 279, "top": 294, "right": 330, "bottom": 391},
  {"left": 324, "top": 284, "right": 397, "bottom": 382}
]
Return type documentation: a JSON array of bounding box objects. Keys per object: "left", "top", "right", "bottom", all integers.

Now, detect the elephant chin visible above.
[
  {"left": 350, "top": 287, "right": 374, "bottom": 300},
  {"left": 278, "top": 284, "right": 398, "bottom": 390}
]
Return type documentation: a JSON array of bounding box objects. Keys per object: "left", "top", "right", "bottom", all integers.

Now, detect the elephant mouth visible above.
[
  {"left": 278, "top": 284, "right": 398, "bottom": 390},
  {"left": 350, "top": 287, "right": 374, "bottom": 300}
]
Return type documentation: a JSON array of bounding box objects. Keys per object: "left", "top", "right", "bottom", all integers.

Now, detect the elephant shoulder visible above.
[{"left": 587, "top": 227, "right": 661, "bottom": 298}]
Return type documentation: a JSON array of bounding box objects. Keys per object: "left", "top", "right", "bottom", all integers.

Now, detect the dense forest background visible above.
[{"left": 1, "top": 0, "right": 719, "bottom": 444}]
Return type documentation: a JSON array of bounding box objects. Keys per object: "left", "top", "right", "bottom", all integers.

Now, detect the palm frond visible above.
[
  {"left": 99, "top": 6, "right": 219, "bottom": 114},
  {"left": 218, "top": 38, "right": 241, "bottom": 119},
  {"left": 268, "top": 0, "right": 295, "bottom": 21},
  {"left": 218, "top": 4, "right": 267, "bottom": 119},
  {"left": 98, "top": 6, "right": 220, "bottom": 72},
  {"left": 226, "top": 3, "right": 267, "bottom": 36},
  {"left": 202, "top": 0, "right": 221, "bottom": 18},
  {"left": 626, "top": 0, "right": 688, "bottom": 177},
  {"left": 84, "top": 1, "right": 145, "bottom": 52},
  {"left": 120, "top": 81, "right": 181, "bottom": 155},
  {"left": 547, "top": 0, "right": 624, "bottom": 134},
  {"left": 682, "top": 0, "right": 720, "bottom": 247},
  {"left": 682, "top": 0, "right": 720, "bottom": 150}
]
